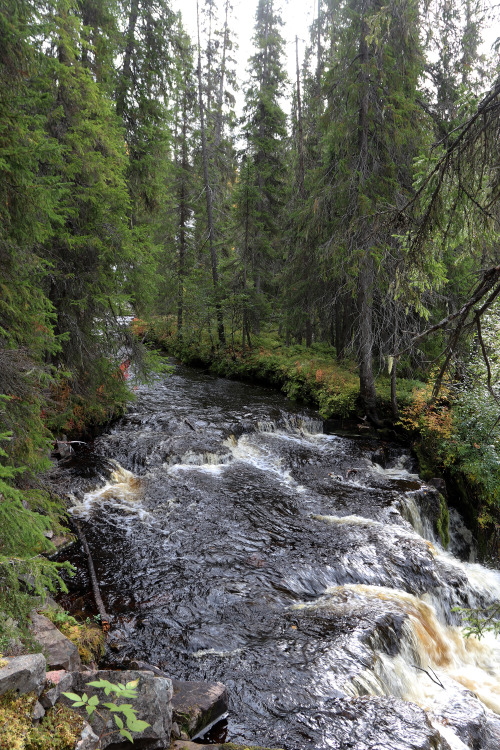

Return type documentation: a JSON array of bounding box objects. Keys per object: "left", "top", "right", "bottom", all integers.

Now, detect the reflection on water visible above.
[{"left": 60, "top": 364, "right": 500, "bottom": 749}]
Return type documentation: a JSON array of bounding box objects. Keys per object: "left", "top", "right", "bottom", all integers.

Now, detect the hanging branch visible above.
[
  {"left": 476, "top": 317, "right": 500, "bottom": 404},
  {"left": 390, "top": 266, "right": 500, "bottom": 407}
]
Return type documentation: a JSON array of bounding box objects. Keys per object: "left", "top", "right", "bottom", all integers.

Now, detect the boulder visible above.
[
  {"left": 428, "top": 477, "right": 447, "bottom": 497},
  {"left": 61, "top": 669, "right": 172, "bottom": 749},
  {"left": 40, "top": 669, "right": 74, "bottom": 709},
  {"left": 371, "top": 446, "right": 387, "bottom": 467},
  {"left": 0, "top": 653, "right": 46, "bottom": 697},
  {"left": 171, "top": 679, "right": 228, "bottom": 738},
  {"left": 30, "top": 613, "right": 81, "bottom": 671}
]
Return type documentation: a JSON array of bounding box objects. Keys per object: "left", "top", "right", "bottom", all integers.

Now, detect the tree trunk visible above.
[
  {"left": 177, "top": 88, "right": 189, "bottom": 341},
  {"left": 215, "top": 0, "right": 229, "bottom": 148},
  {"left": 197, "top": 0, "right": 225, "bottom": 346},
  {"left": 295, "top": 36, "right": 305, "bottom": 197},
  {"left": 358, "top": 253, "right": 378, "bottom": 422}
]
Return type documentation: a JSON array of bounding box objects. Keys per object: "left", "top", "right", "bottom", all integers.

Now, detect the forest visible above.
[{"left": 1, "top": 0, "right": 500, "bottom": 687}]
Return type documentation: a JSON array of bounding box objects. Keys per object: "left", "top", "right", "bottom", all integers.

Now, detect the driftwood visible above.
[{"left": 74, "top": 520, "right": 111, "bottom": 632}]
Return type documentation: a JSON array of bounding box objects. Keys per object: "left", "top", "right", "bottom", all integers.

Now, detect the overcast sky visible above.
[
  {"left": 170, "top": 0, "right": 499, "bottom": 117},
  {"left": 171, "top": 0, "right": 318, "bottom": 112}
]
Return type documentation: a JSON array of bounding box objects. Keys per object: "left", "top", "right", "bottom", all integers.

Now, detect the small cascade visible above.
[
  {"left": 400, "top": 492, "right": 438, "bottom": 543},
  {"left": 69, "top": 461, "right": 142, "bottom": 517},
  {"left": 256, "top": 413, "right": 324, "bottom": 436},
  {"left": 167, "top": 450, "right": 233, "bottom": 467}
]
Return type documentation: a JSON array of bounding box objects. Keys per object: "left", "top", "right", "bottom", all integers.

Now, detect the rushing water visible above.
[{"left": 59, "top": 364, "right": 500, "bottom": 750}]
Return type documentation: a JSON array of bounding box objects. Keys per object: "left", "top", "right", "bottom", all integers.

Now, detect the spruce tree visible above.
[
  {"left": 241, "top": 0, "right": 288, "bottom": 333},
  {"left": 318, "top": 0, "right": 425, "bottom": 420}
]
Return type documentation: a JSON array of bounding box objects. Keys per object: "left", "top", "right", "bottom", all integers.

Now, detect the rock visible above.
[
  {"left": 171, "top": 721, "right": 181, "bottom": 739},
  {"left": 32, "top": 700, "right": 45, "bottom": 720},
  {"left": 45, "top": 668, "right": 67, "bottom": 685},
  {"left": 371, "top": 446, "right": 387, "bottom": 467},
  {"left": 61, "top": 669, "right": 172, "bottom": 749},
  {"left": 323, "top": 696, "right": 450, "bottom": 750},
  {"left": 0, "top": 654, "right": 46, "bottom": 697},
  {"left": 428, "top": 477, "right": 447, "bottom": 497},
  {"left": 30, "top": 613, "right": 81, "bottom": 671},
  {"left": 55, "top": 435, "right": 73, "bottom": 458},
  {"left": 171, "top": 679, "right": 228, "bottom": 738},
  {"left": 40, "top": 669, "right": 74, "bottom": 709},
  {"left": 75, "top": 723, "right": 100, "bottom": 750}
]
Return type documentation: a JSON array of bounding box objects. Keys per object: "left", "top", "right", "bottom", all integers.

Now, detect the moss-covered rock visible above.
[
  {"left": 436, "top": 492, "right": 450, "bottom": 549},
  {"left": 0, "top": 690, "right": 84, "bottom": 750},
  {"left": 40, "top": 608, "right": 105, "bottom": 665}
]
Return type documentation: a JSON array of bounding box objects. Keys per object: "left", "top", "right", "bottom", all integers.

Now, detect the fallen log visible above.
[{"left": 74, "top": 520, "right": 111, "bottom": 632}]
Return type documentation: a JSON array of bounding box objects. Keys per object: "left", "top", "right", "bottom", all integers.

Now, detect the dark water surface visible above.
[{"left": 59, "top": 365, "right": 500, "bottom": 750}]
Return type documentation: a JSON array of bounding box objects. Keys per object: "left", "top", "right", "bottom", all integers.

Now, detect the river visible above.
[{"left": 59, "top": 363, "right": 500, "bottom": 749}]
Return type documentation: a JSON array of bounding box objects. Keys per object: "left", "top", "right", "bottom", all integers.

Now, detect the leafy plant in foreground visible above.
[{"left": 63, "top": 678, "right": 150, "bottom": 745}]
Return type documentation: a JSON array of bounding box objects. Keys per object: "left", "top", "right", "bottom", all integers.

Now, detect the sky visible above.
[
  {"left": 171, "top": 0, "right": 318, "bottom": 111},
  {"left": 170, "top": 0, "right": 499, "bottom": 117}
]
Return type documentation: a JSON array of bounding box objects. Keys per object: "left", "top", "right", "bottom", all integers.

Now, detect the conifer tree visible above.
[
  {"left": 241, "top": 0, "right": 288, "bottom": 333},
  {"left": 318, "top": 0, "right": 425, "bottom": 421}
]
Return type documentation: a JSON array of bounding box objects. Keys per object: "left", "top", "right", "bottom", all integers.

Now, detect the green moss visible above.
[
  {"left": 40, "top": 607, "right": 105, "bottom": 664},
  {"left": 0, "top": 691, "right": 84, "bottom": 750},
  {"left": 436, "top": 493, "right": 450, "bottom": 549},
  {"left": 413, "top": 443, "right": 436, "bottom": 481}
]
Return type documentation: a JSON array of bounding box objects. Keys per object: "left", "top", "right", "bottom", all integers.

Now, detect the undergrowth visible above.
[{"left": 136, "top": 317, "right": 423, "bottom": 420}]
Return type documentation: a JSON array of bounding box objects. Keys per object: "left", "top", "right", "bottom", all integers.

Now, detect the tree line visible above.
[{"left": 1, "top": 0, "right": 499, "bottom": 495}]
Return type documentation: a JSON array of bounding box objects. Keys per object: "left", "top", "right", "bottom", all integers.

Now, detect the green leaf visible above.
[
  {"left": 62, "top": 692, "right": 83, "bottom": 702},
  {"left": 88, "top": 695, "right": 99, "bottom": 707},
  {"left": 85, "top": 705, "right": 95, "bottom": 716},
  {"left": 126, "top": 718, "right": 150, "bottom": 733},
  {"left": 119, "top": 729, "right": 134, "bottom": 743},
  {"left": 114, "top": 715, "right": 124, "bottom": 729}
]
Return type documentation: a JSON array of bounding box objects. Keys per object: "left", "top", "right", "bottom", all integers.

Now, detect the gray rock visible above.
[
  {"left": 171, "top": 679, "right": 228, "bottom": 738},
  {"left": 30, "top": 613, "right": 81, "bottom": 671},
  {"left": 61, "top": 669, "right": 172, "bottom": 749},
  {"left": 40, "top": 669, "right": 74, "bottom": 709},
  {"left": 0, "top": 653, "right": 46, "bottom": 697},
  {"left": 32, "top": 700, "right": 45, "bottom": 720},
  {"left": 75, "top": 723, "right": 100, "bottom": 750},
  {"left": 428, "top": 477, "right": 447, "bottom": 497},
  {"left": 323, "top": 696, "right": 451, "bottom": 750}
]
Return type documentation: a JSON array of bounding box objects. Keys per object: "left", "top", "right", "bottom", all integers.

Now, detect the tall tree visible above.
[
  {"left": 319, "top": 0, "right": 425, "bottom": 421},
  {"left": 241, "top": 0, "right": 288, "bottom": 332}
]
